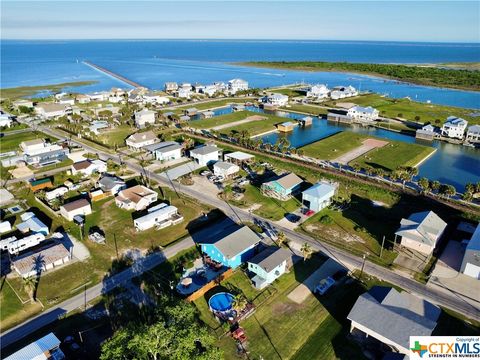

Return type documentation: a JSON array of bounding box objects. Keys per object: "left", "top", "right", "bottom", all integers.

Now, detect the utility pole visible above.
[
  {"left": 359, "top": 254, "right": 367, "bottom": 281},
  {"left": 113, "top": 233, "right": 119, "bottom": 260},
  {"left": 380, "top": 236, "right": 386, "bottom": 258}
]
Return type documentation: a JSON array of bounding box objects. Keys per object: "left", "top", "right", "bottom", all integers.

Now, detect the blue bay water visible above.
[{"left": 1, "top": 40, "right": 480, "bottom": 109}]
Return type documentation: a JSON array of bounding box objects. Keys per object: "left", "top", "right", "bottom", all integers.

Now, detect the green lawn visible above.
[
  {"left": 1, "top": 123, "right": 30, "bottom": 132},
  {"left": 300, "top": 131, "right": 435, "bottom": 171},
  {"left": 350, "top": 140, "right": 435, "bottom": 171},
  {"left": 1, "top": 81, "right": 96, "bottom": 99},
  {"left": 194, "top": 254, "right": 365, "bottom": 360},
  {"left": 324, "top": 94, "right": 480, "bottom": 126},
  {"left": 173, "top": 98, "right": 255, "bottom": 115},
  {"left": 300, "top": 132, "right": 366, "bottom": 160},
  {"left": 0, "top": 131, "right": 57, "bottom": 152},
  {"left": 271, "top": 88, "right": 305, "bottom": 97},
  {"left": 226, "top": 184, "right": 302, "bottom": 221},
  {"left": 189, "top": 110, "right": 259, "bottom": 129},
  {"left": 1, "top": 180, "right": 214, "bottom": 331},
  {"left": 97, "top": 125, "right": 135, "bottom": 147},
  {"left": 222, "top": 113, "right": 289, "bottom": 136},
  {"left": 281, "top": 103, "right": 328, "bottom": 116}
]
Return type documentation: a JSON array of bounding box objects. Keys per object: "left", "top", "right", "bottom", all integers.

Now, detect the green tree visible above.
[
  {"left": 232, "top": 294, "right": 248, "bottom": 312},
  {"left": 430, "top": 180, "right": 441, "bottom": 192},
  {"left": 462, "top": 191, "right": 474, "bottom": 202},
  {"left": 22, "top": 276, "right": 37, "bottom": 301},
  {"left": 439, "top": 184, "right": 456, "bottom": 198},
  {"left": 418, "top": 177, "right": 430, "bottom": 193},
  {"left": 300, "top": 243, "right": 313, "bottom": 262}
]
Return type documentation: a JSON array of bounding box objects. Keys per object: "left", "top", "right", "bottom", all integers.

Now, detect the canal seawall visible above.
[{"left": 83, "top": 61, "right": 145, "bottom": 88}]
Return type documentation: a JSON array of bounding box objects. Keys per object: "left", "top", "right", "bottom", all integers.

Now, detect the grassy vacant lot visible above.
[
  {"left": 1, "top": 123, "right": 29, "bottom": 132},
  {"left": 350, "top": 140, "right": 435, "bottom": 171},
  {"left": 222, "top": 112, "right": 289, "bottom": 136},
  {"left": 281, "top": 103, "right": 329, "bottom": 116},
  {"left": 1, "top": 179, "right": 212, "bottom": 330},
  {"left": 0, "top": 131, "right": 58, "bottom": 152},
  {"left": 97, "top": 125, "right": 135, "bottom": 147},
  {"left": 271, "top": 88, "right": 305, "bottom": 97},
  {"left": 1, "top": 81, "right": 96, "bottom": 99},
  {"left": 189, "top": 110, "right": 258, "bottom": 129},
  {"left": 226, "top": 184, "right": 302, "bottom": 221},
  {"left": 194, "top": 255, "right": 365, "bottom": 360},
  {"left": 324, "top": 94, "right": 479, "bottom": 125},
  {"left": 300, "top": 131, "right": 435, "bottom": 171},
  {"left": 301, "top": 132, "right": 364, "bottom": 160}
]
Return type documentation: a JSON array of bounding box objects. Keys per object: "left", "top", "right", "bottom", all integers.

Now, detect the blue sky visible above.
[{"left": 1, "top": 1, "right": 479, "bottom": 42}]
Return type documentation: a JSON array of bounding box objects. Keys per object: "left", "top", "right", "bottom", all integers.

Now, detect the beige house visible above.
[
  {"left": 60, "top": 198, "right": 92, "bottom": 221},
  {"left": 115, "top": 185, "right": 158, "bottom": 211},
  {"left": 395, "top": 211, "right": 447, "bottom": 255},
  {"left": 125, "top": 131, "right": 158, "bottom": 150},
  {"left": 12, "top": 243, "right": 71, "bottom": 278}
]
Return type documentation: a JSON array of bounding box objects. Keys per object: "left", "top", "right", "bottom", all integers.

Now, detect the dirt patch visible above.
[
  {"left": 272, "top": 301, "right": 302, "bottom": 316},
  {"left": 305, "top": 224, "right": 364, "bottom": 243}
]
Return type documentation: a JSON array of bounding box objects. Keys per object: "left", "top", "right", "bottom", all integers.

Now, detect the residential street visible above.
[{"left": 2, "top": 123, "right": 478, "bottom": 350}]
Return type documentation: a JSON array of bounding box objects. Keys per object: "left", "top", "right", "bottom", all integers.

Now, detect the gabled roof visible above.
[
  {"left": 62, "top": 198, "right": 90, "bottom": 212},
  {"left": 248, "top": 247, "right": 291, "bottom": 273},
  {"left": 272, "top": 173, "right": 303, "bottom": 190},
  {"left": 127, "top": 131, "right": 157, "bottom": 144},
  {"left": 5, "top": 332, "right": 61, "bottom": 360},
  {"left": 199, "top": 226, "right": 260, "bottom": 259},
  {"left": 134, "top": 108, "right": 156, "bottom": 117},
  {"left": 395, "top": 211, "right": 447, "bottom": 246},
  {"left": 116, "top": 185, "right": 156, "bottom": 204},
  {"left": 190, "top": 145, "right": 219, "bottom": 156},
  {"left": 143, "top": 141, "right": 181, "bottom": 153},
  {"left": 347, "top": 286, "right": 440, "bottom": 352},
  {"left": 98, "top": 175, "right": 126, "bottom": 190}
]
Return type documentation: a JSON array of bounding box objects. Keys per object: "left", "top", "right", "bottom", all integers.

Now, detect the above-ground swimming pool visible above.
[{"left": 208, "top": 292, "right": 235, "bottom": 313}]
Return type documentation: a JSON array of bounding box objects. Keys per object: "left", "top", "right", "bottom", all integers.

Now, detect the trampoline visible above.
[{"left": 208, "top": 292, "right": 235, "bottom": 313}]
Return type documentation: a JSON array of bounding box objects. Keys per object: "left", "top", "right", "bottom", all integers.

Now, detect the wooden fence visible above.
[{"left": 186, "top": 268, "right": 234, "bottom": 302}]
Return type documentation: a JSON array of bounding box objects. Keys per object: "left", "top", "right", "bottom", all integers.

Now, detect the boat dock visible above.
[{"left": 82, "top": 61, "right": 145, "bottom": 88}]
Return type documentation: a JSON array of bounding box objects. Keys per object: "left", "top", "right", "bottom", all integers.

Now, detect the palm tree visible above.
[
  {"left": 277, "top": 231, "right": 288, "bottom": 246},
  {"left": 300, "top": 243, "right": 313, "bottom": 262},
  {"left": 351, "top": 163, "right": 361, "bottom": 176},
  {"left": 418, "top": 177, "right": 430, "bottom": 194},
  {"left": 232, "top": 294, "right": 248, "bottom": 312},
  {"left": 23, "top": 276, "right": 37, "bottom": 301}
]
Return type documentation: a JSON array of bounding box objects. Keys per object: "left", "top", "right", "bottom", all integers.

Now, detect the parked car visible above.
[
  {"left": 315, "top": 277, "right": 335, "bottom": 295},
  {"left": 285, "top": 213, "right": 301, "bottom": 223}
]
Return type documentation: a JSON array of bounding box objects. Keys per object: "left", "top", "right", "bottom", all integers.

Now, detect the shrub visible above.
[{"left": 319, "top": 214, "right": 333, "bottom": 224}]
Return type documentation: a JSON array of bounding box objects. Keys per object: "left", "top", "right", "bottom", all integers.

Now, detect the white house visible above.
[
  {"left": 35, "top": 103, "right": 67, "bottom": 119},
  {"left": 71, "top": 159, "right": 107, "bottom": 176},
  {"left": 89, "top": 120, "right": 110, "bottom": 135},
  {"left": 248, "top": 247, "right": 292, "bottom": 289},
  {"left": 441, "top": 116, "right": 468, "bottom": 140},
  {"left": 20, "top": 138, "right": 47, "bottom": 153},
  {"left": 190, "top": 144, "right": 221, "bottom": 166},
  {"left": 0, "top": 221, "right": 12, "bottom": 234},
  {"left": 134, "top": 203, "right": 183, "bottom": 231},
  {"left": 306, "top": 84, "right": 329, "bottom": 99},
  {"left": 115, "top": 185, "right": 158, "bottom": 211},
  {"left": 17, "top": 212, "right": 49, "bottom": 236},
  {"left": 143, "top": 92, "right": 170, "bottom": 105},
  {"left": 302, "top": 182, "right": 337, "bottom": 212},
  {"left": 126, "top": 131, "right": 158, "bottom": 149},
  {"left": 330, "top": 85, "right": 358, "bottom": 100},
  {"left": 0, "top": 113, "right": 14, "bottom": 128},
  {"left": 12, "top": 243, "right": 71, "bottom": 278},
  {"left": 213, "top": 161, "right": 240, "bottom": 178},
  {"left": 45, "top": 186, "right": 69, "bottom": 201},
  {"left": 203, "top": 85, "right": 217, "bottom": 97},
  {"left": 395, "top": 211, "right": 447, "bottom": 255},
  {"left": 461, "top": 223, "right": 480, "bottom": 279},
  {"left": 263, "top": 93, "right": 289, "bottom": 107},
  {"left": 152, "top": 141, "right": 183, "bottom": 162},
  {"left": 3, "top": 233, "right": 46, "bottom": 255},
  {"left": 347, "top": 106, "right": 379, "bottom": 122},
  {"left": 228, "top": 79, "right": 249, "bottom": 94},
  {"left": 416, "top": 124, "right": 438, "bottom": 141},
  {"left": 58, "top": 98, "right": 75, "bottom": 106},
  {"left": 134, "top": 109, "right": 156, "bottom": 128},
  {"left": 20, "top": 140, "right": 68, "bottom": 167},
  {"left": 466, "top": 125, "right": 480, "bottom": 144},
  {"left": 60, "top": 198, "right": 92, "bottom": 221},
  {"left": 76, "top": 94, "right": 91, "bottom": 104},
  {"left": 88, "top": 91, "right": 109, "bottom": 102},
  {"left": 164, "top": 82, "right": 178, "bottom": 93},
  {"left": 98, "top": 175, "right": 127, "bottom": 195},
  {"left": 177, "top": 87, "right": 192, "bottom": 99}
]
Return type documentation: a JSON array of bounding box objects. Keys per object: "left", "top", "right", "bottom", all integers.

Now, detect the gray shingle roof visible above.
[
  {"left": 201, "top": 226, "right": 260, "bottom": 259},
  {"left": 190, "top": 145, "right": 219, "bottom": 156},
  {"left": 395, "top": 211, "right": 447, "bottom": 246},
  {"left": 248, "top": 247, "right": 291, "bottom": 272},
  {"left": 348, "top": 287, "right": 440, "bottom": 351}
]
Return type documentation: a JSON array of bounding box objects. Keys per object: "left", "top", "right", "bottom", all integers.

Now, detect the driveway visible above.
[{"left": 158, "top": 161, "right": 204, "bottom": 180}]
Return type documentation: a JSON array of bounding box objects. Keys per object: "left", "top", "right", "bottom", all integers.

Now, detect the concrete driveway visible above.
[{"left": 158, "top": 161, "right": 204, "bottom": 180}]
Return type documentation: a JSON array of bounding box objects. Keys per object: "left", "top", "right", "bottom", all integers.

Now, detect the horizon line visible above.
[{"left": 2, "top": 38, "right": 480, "bottom": 44}]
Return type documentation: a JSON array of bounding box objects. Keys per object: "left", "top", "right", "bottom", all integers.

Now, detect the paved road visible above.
[
  {"left": 0, "top": 217, "right": 237, "bottom": 349},
  {"left": 3, "top": 123, "right": 478, "bottom": 349},
  {"left": 0, "top": 128, "right": 32, "bottom": 136},
  {"left": 33, "top": 124, "right": 480, "bottom": 321}
]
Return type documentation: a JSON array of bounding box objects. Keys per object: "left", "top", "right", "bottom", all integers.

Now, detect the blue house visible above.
[
  {"left": 248, "top": 247, "right": 292, "bottom": 289},
  {"left": 261, "top": 173, "right": 303, "bottom": 200},
  {"left": 302, "top": 182, "right": 337, "bottom": 212},
  {"left": 199, "top": 226, "right": 260, "bottom": 268}
]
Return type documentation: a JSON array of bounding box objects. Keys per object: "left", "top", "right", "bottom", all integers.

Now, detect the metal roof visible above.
[
  {"left": 190, "top": 145, "right": 219, "bottom": 156},
  {"left": 248, "top": 247, "right": 291, "bottom": 273},
  {"left": 5, "top": 333, "right": 62, "bottom": 360},
  {"left": 395, "top": 211, "right": 447, "bottom": 246},
  {"left": 302, "top": 182, "right": 336, "bottom": 200},
  {"left": 200, "top": 226, "right": 260, "bottom": 259},
  {"left": 225, "top": 151, "right": 254, "bottom": 161}
]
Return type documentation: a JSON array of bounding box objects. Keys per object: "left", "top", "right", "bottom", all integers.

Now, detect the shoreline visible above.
[
  {"left": 413, "top": 147, "right": 437, "bottom": 168},
  {"left": 236, "top": 62, "right": 480, "bottom": 92}
]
